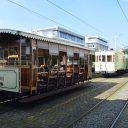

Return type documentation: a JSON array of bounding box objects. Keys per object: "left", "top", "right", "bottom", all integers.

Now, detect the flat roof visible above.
[
  {"left": 35, "top": 26, "right": 85, "bottom": 39},
  {"left": 86, "top": 36, "right": 108, "bottom": 43}
]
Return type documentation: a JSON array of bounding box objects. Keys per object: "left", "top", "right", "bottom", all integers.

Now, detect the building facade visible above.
[
  {"left": 85, "top": 36, "right": 109, "bottom": 51},
  {"left": 33, "top": 26, "right": 85, "bottom": 46}
]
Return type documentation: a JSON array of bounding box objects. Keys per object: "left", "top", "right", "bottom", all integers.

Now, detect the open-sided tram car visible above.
[{"left": 0, "top": 29, "right": 92, "bottom": 101}]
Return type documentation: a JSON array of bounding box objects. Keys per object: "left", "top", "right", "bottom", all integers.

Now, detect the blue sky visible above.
[{"left": 0, "top": 0, "right": 128, "bottom": 49}]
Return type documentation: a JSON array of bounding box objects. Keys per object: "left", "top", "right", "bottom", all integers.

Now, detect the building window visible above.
[
  {"left": 59, "top": 31, "right": 83, "bottom": 44},
  {"left": 77, "top": 37, "right": 83, "bottom": 43}
]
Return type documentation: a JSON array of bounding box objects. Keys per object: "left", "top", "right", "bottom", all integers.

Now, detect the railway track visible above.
[
  {"left": 0, "top": 93, "right": 19, "bottom": 115},
  {"left": 0, "top": 93, "right": 17, "bottom": 104},
  {"left": 0, "top": 76, "right": 127, "bottom": 128},
  {"left": 64, "top": 80, "right": 128, "bottom": 128},
  {"left": 0, "top": 78, "right": 108, "bottom": 116},
  {"left": 0, "top": 98, "right": 17, "bottom": 104},
  {"left": 109, "top": 100, "right": 128, "bottom": 128},
  {"left": 26, "top": 79, "right": 110, "bottom": 114}
]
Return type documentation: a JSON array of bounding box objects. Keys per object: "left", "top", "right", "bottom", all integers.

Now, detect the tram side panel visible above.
[{"left": 0, "top": 68, "right": 20, "bottom": 92}]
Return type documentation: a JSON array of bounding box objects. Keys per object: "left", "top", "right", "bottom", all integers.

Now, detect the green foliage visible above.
[{"left": 124, "top": 49, "right": 128, "bottom": 54}]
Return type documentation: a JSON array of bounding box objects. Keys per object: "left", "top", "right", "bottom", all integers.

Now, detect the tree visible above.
[{"left": 124, "top": 48, "right": 128, "bottom": 54}]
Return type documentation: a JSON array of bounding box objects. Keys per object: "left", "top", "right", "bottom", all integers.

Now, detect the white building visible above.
[
  {"left": 85, "top": 36, "right": 109, "bottom": 51},
  {"left": 33, "top": 26, "right": 85, "bottom": 46}
]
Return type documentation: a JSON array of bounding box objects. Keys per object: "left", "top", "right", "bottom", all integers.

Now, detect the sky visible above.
[{"left": 0, "top": 0, "right": 128, "bottom": 49}]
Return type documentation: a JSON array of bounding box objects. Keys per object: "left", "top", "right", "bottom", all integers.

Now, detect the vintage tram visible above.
[
  {"left": 95, "top": 50, "right": 128, "bottom": 76},
  {"left": 0, "top": 29, "right": 92, "bottom": 102}
]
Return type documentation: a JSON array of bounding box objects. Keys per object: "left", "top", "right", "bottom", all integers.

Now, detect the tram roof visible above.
[{"left": 0, "top": 29, "right": 91, "bottom": 51}]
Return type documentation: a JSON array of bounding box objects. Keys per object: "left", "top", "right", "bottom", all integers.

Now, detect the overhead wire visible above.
[
  {"left": 116, "top": 0, "right": 128, "bottom": 23},
  {"left": 7, "top": 0, "right": 80, "bottom": 33},
  {"left": 46, "top": 0, "right": 112, "bottom": 39}
]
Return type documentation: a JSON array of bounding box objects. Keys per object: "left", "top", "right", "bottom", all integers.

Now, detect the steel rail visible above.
[
  {"left": 64, "top": 80, "right": 128, "bottom": 128},
  {"left": 109, "top": 100, "right": 128, "bottom": 128},
  {"left": 0, "top": 99, "right": 15, "bottom": 104},
  {"left": 26, "top": 80, "right": 108, "bottom": 114},
  {"left": 0, "top": 98, "right": 19, "bottom": 115},
  {"left": 0, "top": 97, "right": 18, "bottom": 104}
]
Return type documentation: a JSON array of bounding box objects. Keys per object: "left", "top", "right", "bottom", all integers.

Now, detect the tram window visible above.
[
  {"left": 73, "top": 60, "right": 78, "bottom": 65},
  {"left": 38, "top": 49, "right": 49, "bottom": 68},
  {"left": 38, "top": 57, "right": 48, "bottom": 66},
  {"left": 99, "top": 56, "right": 101, "bottom": 62},
  {"left": 67, "top": 56, "right": 73, "bottom": 65},
  {"left": 113, "top": 55, "right": 115, "bottom": 62},
  {"left": 74, "top": 53, "right": 79, "bottom": 60},
  {"left": 59, "top": 52, "right": 66, "bottom": 65},
  {"left": 0, "top": 48, "right": 7, "bottom": 65},
  {"left": 89, "top": 54, "right": 92, "bottom": 64},
  {"left": 8, "top": 47, "right": 18, "bottom": 65},
  {"left": 4, "top": 48, "right": 8, "bottom": 59},
  {"left": 49, "top": 55, "right": 58, "bottom": 72},
  {"left": 80, "top": 58, "right": 84, "bottom": 66},
  {"left": 8, "top": 57, "right": 18, "bottom": 65},
  {"left": 21, "top": 55, "right": 30, "bottom": 65},
  {"left": 97, "top": 56, "right": 98, "bottom": 62},
  {"left": 0, "top": 48, "right": 4, "bottom": 59},
  {"left": 20, "top": 39, "right": 31, "bottom": 65},
  {"left": 9, "top": 47, "right": 18, "bottom": 55},
  {"left": 21, "top": 45, "right": 31, "bottom": 65},
  {"left": 102, "top": 55, "right": 105, "bottom": 62},
  {"left": 73, "top": 53, "right": 79, "bottom": 65},
  {"left": 107, "top": 55, "right": 112, "bottom": 62},
  {"left": 52, "top": 56, "right": 58, "bottom": 66},
  {"left": 92, "top": 55, "right": 95, "bottom": 63},
  {"left": 95, "top": 56, "right": 98, "bottom": 62},
  {"left": 21, "top": 46, "right": 30, "bottom": 55}
]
